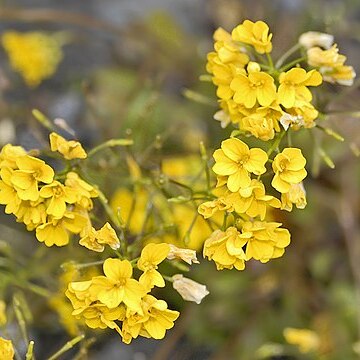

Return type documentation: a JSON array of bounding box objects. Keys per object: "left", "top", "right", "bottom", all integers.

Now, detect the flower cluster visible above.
[
  {"left": 200, "top": 20, "right": 355, "bottom": 271},
  {"left": 2, "top": 31, "right": 65, "bottom": 87},
  {"left": 66, "top": 243, "right": 207, "bottom": 343},
  {"left": 0, "top": 133, "right": 100, "bottom": 247}
]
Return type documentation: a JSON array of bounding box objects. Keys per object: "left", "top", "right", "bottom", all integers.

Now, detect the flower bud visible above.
[
  {"left": 299, "top": 31, "right": 334, "bottom": 49},
  {"left": 172, "top": 274, "right": 209, "bottom": 304}
]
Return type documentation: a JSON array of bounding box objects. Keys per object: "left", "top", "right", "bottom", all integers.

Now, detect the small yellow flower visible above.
[
  {"left": 283, "top": 327, "right": 320, "bottom": 353},
  {"left": 0, "top": 337, "right": 14, "bottom": 360},
  {"left": 167, "top": 244, "right": 199, "bottom": 265},
  {"left": 212, "top": 138, "right": 268, "bottom": 192},
  {"left": 278, "top": 68, "right": 322, "bottom": 108},
  {"left": 36, "top": 211, "right": 87, "bottom": 246},
  {"left": 241, "top": 221, "right": 291, "bottom": 263},
  {"left": 0, "top": 144, "right": 27, "bottom": 169},
  {"left": 240, "top": 113, "right": 275, "bottom": 141},
  {"left": 65, "top": 172, "right": 98, "bottom": 210},
  {"left": 40, "top": 180, "right": 77, "bottom": 217},
  {"left": 121, "top": 295, "right": 179, "bottom": 343},
  {"left": 91, "top": 259, "right": 145, "bottom": 312},
  {"left": 281, "top": 182, "right": 307, "bottom": 211},
  {"left": 137, "top": 243, "right": 170, "bottom": 290},
  {"left": 272, "top": 148, "right": 307, "bottom": 193},
  {"left": 0, "top": 301, "right": 7, "bottom": 326},
  {"left": 203, "top": 227, "right": 247, "bottom": 270},
  {"left": 231, "top": 71, "right": 277, "bottom": 108},
  {"left": 49, "top": 132, "right": 87, "bottom": 160},
  {"left": 2, "top": 31, "right": 63, "bottom": 87},
  {"left": 14, "top": 198, "right": 47, "bottom": 230},
  {"left": 232, "top": 20, "right": 272, "bottom": 54},
  {"left": 79, "top": 222, "right": 120, "bottom": 252},
  {"left": 0, "top": 168, "right": 21, "bottom": 215},
  {"left": 11, "top": 155, "right": 54, "bottom": 201}
]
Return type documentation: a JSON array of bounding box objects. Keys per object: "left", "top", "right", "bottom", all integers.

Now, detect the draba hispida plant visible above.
[{"left": 0, "top": 19, "right": 356, "bottom": 357}]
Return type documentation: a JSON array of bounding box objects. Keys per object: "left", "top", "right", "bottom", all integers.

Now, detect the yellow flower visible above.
[
  {"left": 283, "top": 328, "right": 320, "bottom": 353},
  {"left": 91, "top": 259, "right": 145, "bottom": 312},
  {"left": 137, "top": 243, "right": 170, "bottom": 290},
  {"left": 240, "top": 113, "right": 275, "bottom": 141},
  {"left": 65, "top": 172, "right": 98, "bottom": 210},
  {"left": 36, "top": 211, "right": 87, "bottom": 246},
  {"left": 285, "top": 100, "right": 319, "bottom": 129},
  {"left": 0, "top": 301, "right": 6, "bottom": 326},
  {"left": 241, "top": 221, "right": 291, "bottom": 263},
  {"left": 167, "top": 244, "right": 199, "bottom": 265},
  {"left": 121, "top": 295, "right": 179, "bottom": 343},
  {"left": 281, "top": 183, "right": 307, "bottom": 211},
  {"left": 272, "top": 148, "right": 307, "bottom": 193},
  {"left": 40, "top": 180, "right": 77, "bottom": 217},
  {"left": 2, "top": 31, "right": 63, "bottom": 87},
  {"left": 11, "top": 155, "right": 54, "bottom": 201},
  {"left": 172, "top": 274, "right": 209, "bottom": 304},
  {"left": 278, "top": 68, "right": 322, "bottom": 108},
  {"left": 49, "top": 132, "right": 87, "bottom": 160},
  {"left": 232, "top": 20, "right": 272, "bottom": 54},
  {"left": 212, "top": 138, "right": 268, "bottom": 192},
  {"left": 221, "top": 179, "right": 281, "bottom": 220},
  {"left": 0, "top": 337, "right": 14, "bottom": 360},
  {"left": 0, "top": 144, "right": 26, "bottom": 169},
  {"left": 66, "top": 280, "right": 96, "bottom": 311},
  {"left": 79, "top": 222, "right": 120, "bottom": 252},
  {"left": 0, "top": 168, "right": 21, "bottom": 215},
  {"left": 299, "top": 31, "right": 334, "bottom": 49},
  {"left": 14, "top": 198, "right": 47, "bottom": 230},
  {"left": 307, "top": 44, "right": 356, "bottom": 85},
  {"left": 230, "top": 71, "right": 277, "bottom": 108},
  {"left": 203, "top": 227, "right": 247, "bottom": 270}
]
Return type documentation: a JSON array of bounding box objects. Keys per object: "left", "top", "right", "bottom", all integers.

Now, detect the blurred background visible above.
[{"left": 0, "top": 0, "right": 360, "bottom": 359}]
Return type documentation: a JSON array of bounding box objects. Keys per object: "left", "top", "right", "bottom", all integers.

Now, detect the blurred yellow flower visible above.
[
  {"left": 49, "top": 132, "right": 87, "bottom": 160},
  {"left": 232, "top": 20, "right": 272, "bottom": 54},
  {"left": 0, "top": 301, "right": 6, "bottom": 326},
  {"left": 0, "top": 337, "right": 14, "bottom": 360},
  {"left": 2, "top": 31, "right": 64, "bottom": 87},
  {"left": 281, "top": 182, "right": 307, "bottom": 211},
  {"left": 283, "top": 327, "right": 320, "bottom": 353}
]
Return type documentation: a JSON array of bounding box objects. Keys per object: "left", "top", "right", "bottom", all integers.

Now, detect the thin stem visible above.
[
  {"left": 47, "top": 335, "right": 85, "bottom": 360},
  {"left": 87, "top": 138, "right": 133, "bottom": 158},
  {"left": 267, "top": 131, "right": 286, "bottom": 157},
  {"left": 279, "top": 56, "right": 307, "bottom": 72},
  {"left": 275, "top": 43, "right": 301, "bottom": 68},
  {"left": 266, "top": 53, "right": 274, "bottom": 71}
]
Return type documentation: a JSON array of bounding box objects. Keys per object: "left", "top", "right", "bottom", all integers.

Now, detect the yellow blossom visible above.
[
  {"left": 278, "top": 68, "right": 322, "bottom": 108},
  {"left": 212, "top": 138, "right": 268, "bottom": 192},
  {"left": 241, "top": 221, "right": 291, "bottom": 263},
  {"left": 283, "top": 328, "right": 320, "bottom": 353},
  {"left": 121, "top": 295, "right": 179, "bottom": 344},
  {"left": 231, "top": 71, "right": 277, "bottom": 108},
  {"left": 0, "top": 168, "right": 21, "bottom": 215},
  {"left": 272, "top": 148, "right": 307, "bottom": 193},
  {"left": 203, "top": 227, "right": 247, "bottom": 270},
  {"left": 167, "top": 244, "right": 199, "bottom": 265},
  {"left": 2, "top": 31, "right": 63, "bottom": 87},
  {"left": 65, "top": 172, "right": 98, "bottom": 210},
  {"left": 66, "top": 280, "right": 96, "bottom": 311},
  {"left": 240, "top": 113, "right": 275, "bottom": 141},
  {"left": 0, "top": 144, "right": 27, "bottom": 169},
  {"left": 91, "top": 259, "right": 145, "bottom": 312},
  {"left": 281, "top": 182, "right": 307, "bottom": 211},
  {"left": 0, "top": 337, "right": 14, "bottom": 360},
  {"left": 0, "top": 301, "right": 6, "bottom": 326},
  {"left": 137, "top": 243, "right": 170, "bottom": 290},
  {"left": 14, "top": 198, "right": 47, "bottom": 230},
  {"left": 232, "top": 20, "right": 272, "bottom": 54},
  {"left": 219, "top": 179, "right": 281, "bottom": 220},
  {"left": 40, "top": 180, "right": 77, "bottom": 217},
  {"left": 79, "top": 222, "right": 120, "bottom": 252},
  {"left": 36, "top": 211, "right": 87, "bottom": 246},
  {"left": 11, "top": 155, "right": 54, "bottom": 201},
  {"left": 285, "top": 100, "right": 319, "bottom": 129},
  {"left": 49, "top": 132, "right": 87, "bottom": 160}
]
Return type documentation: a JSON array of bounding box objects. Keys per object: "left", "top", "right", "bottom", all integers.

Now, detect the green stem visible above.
[
  {"left": 47, "top": 335, "right": 85, "bottom": 360},
  {"left": 266, "top": 53, "right": 274, "bottom": 71},
  {"left": 279, "top": 56, "right": 307, "bottom": 72},
  {"left": 267, "top": 131, "right": 286, "bottom": 157},
  {"left": 275, "top": 43, "right": 301, "bottom": 68},
  {"left": 87, "top": 138, "right": 133, "bottom": 158}
]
